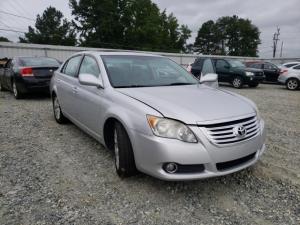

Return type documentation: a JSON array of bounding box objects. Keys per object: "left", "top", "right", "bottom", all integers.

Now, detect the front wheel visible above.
[
  {"left": 232, "top": 76, "right": 244, "bottom": 88},
  {"left": 52, "top": 95, "right": 68, "bottom": 124},
  {"left": 286, "top": 78, "right": 299, "bottom": 90},
  {"left": 0, "top": 80, "right": 5, "bottom": 92},
  {"left": 114, "top": 122, "right": 137, "bottom": 177},
  {"left": 248, "top": 82, "right": 259, "bottom": 88}
]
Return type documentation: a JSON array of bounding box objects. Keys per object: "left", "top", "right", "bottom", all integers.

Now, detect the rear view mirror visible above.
[
  {"left": 79, "top": 73, "right": 103, "bottom": 88},
  {"left": 200, "top": 73, "right": 218, "bottom": 88}
]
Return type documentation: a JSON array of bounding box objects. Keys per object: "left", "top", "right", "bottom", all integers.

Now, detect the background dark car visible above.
[
  {"left": 247, "top": 62, "right": 281, "bottom": 83},
  {"left": 211, "top": 58, "right": 265, "bottom": 88},
  {"left": 0, "top": 56, "right": 60, "bottom": 99}
]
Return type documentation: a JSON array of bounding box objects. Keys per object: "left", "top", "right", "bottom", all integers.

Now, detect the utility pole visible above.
[
  {"left": 272, "top": 27, "right": 280, "bottom": 58},
  {"left": 280, "top": 41, "right": 283, "bottom": 58}
]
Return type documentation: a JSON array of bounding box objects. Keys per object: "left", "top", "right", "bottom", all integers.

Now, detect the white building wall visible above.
[{"left": 0, "top": 42, "right": 299, "bottom": 65}]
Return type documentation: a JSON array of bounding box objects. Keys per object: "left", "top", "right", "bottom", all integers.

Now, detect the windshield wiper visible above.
[
  {"left": 166, "top": 82, "right": 198, "bottom": 86},
  {"left": 115, "top": 85, "right": 152, "bottom": 88}
]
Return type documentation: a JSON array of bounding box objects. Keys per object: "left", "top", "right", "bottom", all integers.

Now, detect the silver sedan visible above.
[{"left": 50, "top": 51, "right": 266, "bottom": 181}]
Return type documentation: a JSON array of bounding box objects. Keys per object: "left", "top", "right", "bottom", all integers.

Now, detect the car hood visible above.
[{"left": 117, "top": 85, "right": 255, "bottom": 124}]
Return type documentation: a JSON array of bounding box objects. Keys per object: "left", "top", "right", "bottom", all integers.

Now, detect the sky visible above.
[{"left": 0, "top": 0, "right": 299, "bottom": 58}]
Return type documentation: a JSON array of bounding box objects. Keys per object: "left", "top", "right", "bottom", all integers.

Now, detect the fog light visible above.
[{"left": 164, "top": 163, "right": 178, "bottom": 173}]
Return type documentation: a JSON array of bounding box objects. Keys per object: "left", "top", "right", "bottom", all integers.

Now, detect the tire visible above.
[
  {"left": 52, "top": 95, "right": 68, "bottom": 124},
  {"left": 114, "top": 122, "right": 137, "bottom": 177},
  {"left": 12, "top": 80, "right": 23, "bottom": 99},
  {"left": 232, "top": 76, "right": 244, "bottom": 88},
  {"left": 248, "top": 82, "right": 259, "bottom": 88},
  {"left": 0, "top": 80, "right": 5, "bottom": 92},
  {"left": 286, "top": 78, "right": 299, "bottom": 90}
]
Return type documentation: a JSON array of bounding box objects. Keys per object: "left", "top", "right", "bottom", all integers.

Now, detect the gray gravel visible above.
[{"left": 0, "top": 84, "right": 299, "bottom": 225}]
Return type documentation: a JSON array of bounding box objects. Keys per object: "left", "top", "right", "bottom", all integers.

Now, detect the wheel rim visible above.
[
  {"left": 233, "top": 78, "right": 241, "bottom": 87},
  {"left": 53, "top": 97, "right": 61, "bottom": 120},
  {"left": 13, "top": 82, "right": 18, "bottom": 97},
  {"left": 114, "top": 129, "right": 120, "bottom": 170},
  {"left": 287, "top": 80, "right": 298, "bottom": 90}
]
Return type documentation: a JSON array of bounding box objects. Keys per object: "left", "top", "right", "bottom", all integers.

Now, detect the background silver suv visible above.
[{"left": 50, "top": 51, "right": 266, "bottom": 181}]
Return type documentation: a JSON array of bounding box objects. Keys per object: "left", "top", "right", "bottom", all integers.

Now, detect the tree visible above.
[
  {"left": 194, "top": 20, "right": 222, "bottom": 55},
  {"left": 69, "top": 0, "right": 191, "bottom": 52},
  {"left": 194, "top": 15, "right": 260, "bottom": 56},
  {"left": 19, "top": 6, "right": 76, "bottom": 46},
  {"left": 0, "top": 36, "right": 10, "bottom": 42}
]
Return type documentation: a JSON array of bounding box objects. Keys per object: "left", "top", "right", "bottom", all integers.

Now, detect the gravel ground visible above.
[{"left": 0, "top": 84, "right": 299, "bottom": 225}]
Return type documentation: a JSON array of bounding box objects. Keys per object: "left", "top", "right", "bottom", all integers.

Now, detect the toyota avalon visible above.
[{"left": 50, "top": 51, "right": 266, "bottom": 181}]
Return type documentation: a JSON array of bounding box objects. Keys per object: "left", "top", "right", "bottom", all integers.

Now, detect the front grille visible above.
[
  {"left": 216, "top": 152, "right": 256, "bottom": 171},
  {"left": 199, "top": 116, "right": 260, "bottom": 146}
]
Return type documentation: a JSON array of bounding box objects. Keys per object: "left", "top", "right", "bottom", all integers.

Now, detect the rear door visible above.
[{"left": 56, "top": 55, "right": 83, "bottom": 120}]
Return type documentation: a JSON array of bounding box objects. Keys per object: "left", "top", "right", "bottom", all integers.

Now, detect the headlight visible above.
[
  {"left": 245, "top": 71, "right": 254, "bottom": 76},
  {"left": 255, "top": 108, "right": 261, "bottom": 121},
  {"left": 147, "top": 115, "right": 197, "bottom": 143}
]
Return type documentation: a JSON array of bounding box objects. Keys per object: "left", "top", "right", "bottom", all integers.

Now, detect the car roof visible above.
[
  {"left": 283, "top": 62, "right": 300, "bottom": 65},
  {"left": 74, "top": 51, "right": 163, "bottom": 58}
]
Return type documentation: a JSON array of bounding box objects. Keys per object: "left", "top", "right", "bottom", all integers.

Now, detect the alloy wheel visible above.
[
  {"left": 53, "top": 97, "right": 61, "bottom": 120},
  {"left": 233, "top": 78, "right": 242, "bottom": 88},
  {"left": 13, "top": 81, "right": 18, "bottom": 97},
  {"left": 287, "top": 79, "right": 298, "bottom": 90}
]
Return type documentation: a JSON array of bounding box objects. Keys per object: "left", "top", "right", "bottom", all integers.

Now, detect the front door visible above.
[
  {"left": 75, "top": 55, "right": 105, "bottom": 138},
  {"left": 215, "top": 59, "right": 231, "bottom": 82},
  {"left": 263, "top": 63, "right": 279, "bottom": 82}
]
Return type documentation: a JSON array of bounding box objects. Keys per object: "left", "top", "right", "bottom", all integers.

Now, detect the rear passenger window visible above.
[
  {"left": 250, "top": 64, "right": 261, "bottom": 69},
  {"left": 293, "top": 65, "right": 300, "bottom": 70},
  {"left": 79, "top": 56, "right": 100, "bottom": 77},
  {"left": 63, "top": 55, "right": 82, "bottom": 77}
]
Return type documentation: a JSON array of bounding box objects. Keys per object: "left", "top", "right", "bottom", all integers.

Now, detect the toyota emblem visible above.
[{"left": 233, "top": 125, "right": 247, "bottom": 138}]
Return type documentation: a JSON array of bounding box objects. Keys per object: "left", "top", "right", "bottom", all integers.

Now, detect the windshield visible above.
[
  {"left": 101, "top": 55, "right": 199, "bottom": 88},
  {"left": 227, "top": 59, "right": 245, "bottom": 68},
  {"left": 19, "top": 57, "right": 60, "bottom": 67}
]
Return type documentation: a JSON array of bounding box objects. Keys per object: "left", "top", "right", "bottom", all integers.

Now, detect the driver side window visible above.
[{"left": 79, "top": 56, "right": 100, "bottom": 77}]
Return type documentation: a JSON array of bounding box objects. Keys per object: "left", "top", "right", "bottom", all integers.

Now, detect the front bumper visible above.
[
  {"left": 130, "top": 119, "right": 266, "bottom": 181},
  {"left": 245, "top": 75, "right": 265, "bottom": 83},
  {"left": 278, "top": 75, "right": 287, "bottom": 84}
]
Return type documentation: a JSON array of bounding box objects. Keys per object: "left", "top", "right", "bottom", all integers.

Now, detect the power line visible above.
[
  {"left": 0, "top": 28, "right": 25, "bottom": 33},
  {"left": 0, "top": 10, "right": 35, "bottom": 21}
]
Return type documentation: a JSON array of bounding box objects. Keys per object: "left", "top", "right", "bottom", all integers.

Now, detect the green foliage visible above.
[
  {"left": 0, "top": 36, "right": 10, "bottom": 42},
  {"left": 194, "top": 15, "right": 261, "bottom": 57},
  {"left": 69, "top": 0, "right": 191, "bottom": 52},
  {"left": 19, "top": 6, "right": 76, "bottom": 46}
]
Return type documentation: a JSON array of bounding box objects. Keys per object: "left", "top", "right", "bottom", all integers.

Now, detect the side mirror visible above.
[
  {"left": 224, "top": 65, "right": 230, "bottom": 69},
  {"left": 200, "top": 73, "right": 218, "bottom": 88},
  {"left": 78, "top": 73, "right": 103, "bottom": 88}
]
